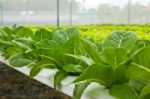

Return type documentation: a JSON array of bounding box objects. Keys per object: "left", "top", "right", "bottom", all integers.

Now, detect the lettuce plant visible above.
[{"left": 0, "top": 26, "right": 150, "bottom": 99}]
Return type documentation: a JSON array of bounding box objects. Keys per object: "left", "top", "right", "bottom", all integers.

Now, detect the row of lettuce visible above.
[
  {"left": 0, "top": 26, "right": 150, "bottom": 99},
  {"left": 30, "top": 24, "right": 150, "bottom": 41}
]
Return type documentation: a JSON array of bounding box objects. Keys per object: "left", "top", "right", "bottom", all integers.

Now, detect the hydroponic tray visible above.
[{"left": 0, "top": 56, "right": 115, "bottom": 99}]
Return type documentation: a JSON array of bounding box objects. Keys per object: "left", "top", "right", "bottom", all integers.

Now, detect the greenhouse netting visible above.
[{"left": 0, "top": 0, "right": 150, "bottom": 26}]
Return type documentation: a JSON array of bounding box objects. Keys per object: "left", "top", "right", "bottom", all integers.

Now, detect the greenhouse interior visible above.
[{"left": 0, "top": 0, "right": 150, "bottom": 99}]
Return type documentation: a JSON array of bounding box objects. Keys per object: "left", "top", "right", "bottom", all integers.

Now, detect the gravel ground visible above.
[{"left": 0, "top": 62, "right": 72, "bottom": 99}]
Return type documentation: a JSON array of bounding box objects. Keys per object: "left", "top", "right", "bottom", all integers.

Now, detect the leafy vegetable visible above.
[
  {"left": 73, "top": 81, "right": 91, "bottom": 99},
  {"left": 9, "top": 53, "right": 33, "bottom": 67},
  {"left": 0, "top": 26, "right": 150, "bottom": 99},
  {"left": 110, "top": 83, "right": 138, "bottom": 99},
  {"left": 54, "top": 70, "right": 68, "bottom": 89},
  {"left": 140, "top": 84, "right": 150, "bottom": 99}
]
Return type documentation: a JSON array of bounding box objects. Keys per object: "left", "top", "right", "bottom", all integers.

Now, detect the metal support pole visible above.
[
  {"left": 24, "top": 0, "right": 27, "bottom": 24},
  {"left": 57, "top": 0, "right": 60, "bottom": 27},
  {"left": 69, "top": 0, "right": 72, "bottom": 26},
  {"left": 0, "top": 0, "right": 3, "bottom": 26},
  {"left": 127, "top": 0, "right": 131, "bottom": 24}
]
